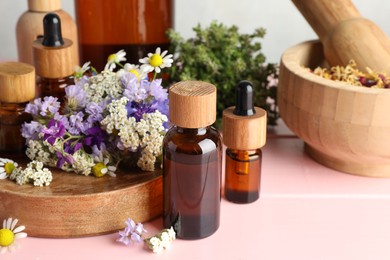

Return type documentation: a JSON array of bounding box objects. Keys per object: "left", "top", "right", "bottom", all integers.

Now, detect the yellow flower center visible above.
[
  {"left": 107, "top": 54, "right": 116, "bottom": 62},
  {"left": 129, "top": 69, "right": 140, "bottom": 80},
  {"left": 92, "top": 162, "right": 107, "bottom": 177},
  {"left": 0, "top": 228, "right": 15, "bottom": 247},
  {"left": 4, "top": 162, "right": 15, "bottom": 175},
  {"left": 150, "top": 54, "right": 163, "bottom": 67}
]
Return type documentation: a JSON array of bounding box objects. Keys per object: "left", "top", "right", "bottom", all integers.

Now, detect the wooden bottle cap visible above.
[
  {"left": 32, "top": 38, "right": 74, "bottom": 79},
  {"left": 223, "top": 107, "right": 267, "bottom": 150},
  {"left": 0, "top": 62, "right": 35, "bottom": 103},
  {"left": 28, "top": 0, "right": 61, "bottom": 12},
  {"left": 169, "top": 81, "right": 217, "bottom": 128}
]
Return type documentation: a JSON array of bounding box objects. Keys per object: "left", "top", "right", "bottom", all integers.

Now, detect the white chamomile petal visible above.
[
  {"left": 10, "top": 218, "right": 18, "bottom": 230},
  {"left": 0, "top": 173, "right": 6, "bottom": 180},
  {"left": 13, "top": 225, "right": 25, "bottom": 233},
  {"left": 108, "top": 166, "right": 116, "bottom": 171},
  {"left": 101, "top": 168, "right": 108, "bottom": 174},
  {"left": 15, "top": 232, "right": 27, "bottom": 239},
  {"left": 6, "top": 218, "right": 12, "bottom": 229}
]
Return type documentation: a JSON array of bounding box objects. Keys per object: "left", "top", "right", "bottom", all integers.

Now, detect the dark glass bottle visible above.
[
  {"left": 32, "top": 13, "right": 75, "bottom": 102},
  {"left": 0, "top": 102, "right": 32, "bottom": 155},
  {"left": 223, "top": 81, "right": 267, "bottom": 204},
  {"left": 0, "top": 62, "right": 35, "bottom": 156},
  {"left": 163, "top": 81, "right": 222, "bottom": 240},
  {"left": 36, "top": 76, "right": 74, "bottom": 101},
  {"left": 74, "top": 0, "right": 173, "bottom": 71},
  {"left": 225, "top": 148, "right": 262, "bottom": 203}
]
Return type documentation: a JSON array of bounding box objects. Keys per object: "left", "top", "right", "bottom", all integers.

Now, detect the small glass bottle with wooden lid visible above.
[
  {"left": 32, "top": 12, "right": 75, "bottom": 102},
  {"left": 0, "top": 62, "right": 35, "bottom": 155},
  {"left": 223, "top": 81, "right": 267, "bottom": 204},
  {"left": 163, "top": 80, "right": 222, "bottom": 240}
]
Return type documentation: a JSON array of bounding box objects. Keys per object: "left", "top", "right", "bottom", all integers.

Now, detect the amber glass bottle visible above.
[
  {"left": 225, "top": 149, "right": 262, "bottom": 203},
  {"left": 74, "top": 0, "right": 173, "bottom": 71},
  {"left": 0, "top": 62, "right": 35, "bottom": 155},
  {"left": 163, "top": 81, "right": 222, "bottom": 240},
  {"left": 16, "top": 0, "right": 79, "bottom": 66},
  {"left": 32, "top": 13, "right": 75, "bottom": 102},
  {"left": 223, "top": 81, "right": 267, "bottom": 204}
]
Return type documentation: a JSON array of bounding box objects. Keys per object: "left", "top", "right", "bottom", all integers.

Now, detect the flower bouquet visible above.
[{"left": 21, "top": 48, "right": 173, "bottom": 178}]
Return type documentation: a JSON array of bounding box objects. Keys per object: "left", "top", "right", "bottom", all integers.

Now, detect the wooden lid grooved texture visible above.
[{"left": 169, "top": 81, "right": 217, "bottom": 128}]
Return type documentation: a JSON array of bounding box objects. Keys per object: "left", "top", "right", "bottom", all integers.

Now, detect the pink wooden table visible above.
[{"left": 3, "top": 121, "right": 390, "bottom": 260}]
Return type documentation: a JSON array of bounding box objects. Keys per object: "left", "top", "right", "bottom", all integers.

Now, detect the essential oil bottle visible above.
[
  {"left": 16, "top": 0, "right": 79, "bottom": 66},
  {"left": 163, "top": 80, "right": 222, "bottom": 240},
  {"left": 223, "top": 80, "right": 267, "bottom": 204},
  {"left": 32, "top": 13, "right": 75, "bottom": 102},
  {"left": 0, "top": 62, "right": 35, "bottom": 155}
]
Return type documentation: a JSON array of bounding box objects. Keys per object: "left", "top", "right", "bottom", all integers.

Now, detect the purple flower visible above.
[
  {"left": 83, "top": 126, "right": 107, "bottom": 148},
  {"left": 25, "top": 96, "right": 61, "bottom": 118},
  {"left": 40, "top": 96, "right": 61, "bottom": 117},
  {"left": 55, "top": 140, "right": 83, "bottom": 168},
  {"left": 41, "top": 119, "right": 66, "bottom": 145},
  {"left": 122, "top": 72, "right": 148, "bottom": 101},
  {"left": 21, "top": 121, "right": 43, "bottom": 142},
  {"left": 149, "top": 79, "right": 168, "bottom": 101},
  {"left": 85, "top": 102, "right": 103, "bottom": 124},
  {"left": 53, "top": 113, "right": 70, "bottom": 129},
  {"left": 68, "top": 112, "right": 87, "bottom": 135},
  {"left": 56, "top": 150, "right": 74, "bottom": 168},
  {"left": 117, "top": 218, "right": 146, "bottom": 246},
  {"left": 125, "top": 101, "right": 155, "bottom": 122},
  {"left": 65, "top": 84, "right": 87, "bottom": 110},
  {"left": 25, "top": 98, "right": 42, "bottom": 116}
]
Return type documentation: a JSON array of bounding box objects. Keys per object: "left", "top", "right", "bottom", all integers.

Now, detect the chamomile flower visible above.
[
  {"left": 104, "top": 49, "right": 127, "bottom": 71},
  {"left": 123, "top": 63, "right": 147, "bottom": 81},
  {"left": 0, "top": 158, "right": 18, "bottom": 180},
  {"left": 0, "top": 218, "right": 27, "bottom": 254},
  {"left": 139, "top": 47, "right": 173, "bottom": 74},
  {"left": 92, "top": 149, "right": 117, "bottom": 177},
  {"left": 74, "top": 61, "right": 91, "bottom": 78}
]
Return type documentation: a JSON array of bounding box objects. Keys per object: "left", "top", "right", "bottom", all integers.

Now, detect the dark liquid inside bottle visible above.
[
  {"left": 225, "top": 149, "right": 262, "bottom": 204},
  {"left": 37, "top": 76, "right": 74, "bottom": 103},
  {"left": 75, "top": 0, "right": 173, "bottom": 71},
  {"left": 163, "top": 126, "right": 222, "bottom": 239},
  {"left": 0, "top": 102, "right": 32, "bottom": 156}
]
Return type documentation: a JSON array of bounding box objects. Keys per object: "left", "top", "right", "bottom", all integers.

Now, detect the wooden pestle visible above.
[{"left": 292, "top": 0, "right": 390, "bottom": 73}]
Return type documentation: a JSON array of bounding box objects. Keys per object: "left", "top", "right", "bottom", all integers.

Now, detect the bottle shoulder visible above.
[{"left": 164, "top": 126, "right": 222, "bottom": 155}]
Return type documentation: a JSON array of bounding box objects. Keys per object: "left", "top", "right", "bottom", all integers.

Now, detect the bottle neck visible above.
[{"left": 176, "top": 126, "right": 208, "bottom": 135}]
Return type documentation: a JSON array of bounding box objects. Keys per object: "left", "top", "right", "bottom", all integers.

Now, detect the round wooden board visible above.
[{"left": 0, "top": 161, "right": 162, "bottom": 238}]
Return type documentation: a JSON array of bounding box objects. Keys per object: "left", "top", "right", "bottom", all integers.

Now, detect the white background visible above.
[{"left": 0, "top": 0, "right": 390, "bottom": 64}]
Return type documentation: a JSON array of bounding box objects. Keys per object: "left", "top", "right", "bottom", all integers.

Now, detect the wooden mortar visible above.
[
  {"left": 292, "top": 0, "right": 390, "bottom": 73},
  {"left": 278, "top": 40, "right": 390, "bottom": 177}
]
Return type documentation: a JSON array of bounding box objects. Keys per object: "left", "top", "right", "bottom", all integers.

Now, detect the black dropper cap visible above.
[
  {"left": 42, "top": 13, "right": 64, "bottom": 47},
  {"left": 233, "top": 80, "right": 256, "bottom": 116}
]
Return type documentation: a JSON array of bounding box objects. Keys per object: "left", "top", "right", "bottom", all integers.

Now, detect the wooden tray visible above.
[{"left": 0, "top": 162, "right": 162, "bottom": 238}]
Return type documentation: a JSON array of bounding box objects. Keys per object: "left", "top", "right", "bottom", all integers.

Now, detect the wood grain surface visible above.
[
  {"left": 292, "top": 0, "right": 390, "bottom": 73},
  {"left": 278, "top": 40, "right": 390, "bottom": 177},
  {"left": 0, "top": 160, "right": 162, "bottom": 238}
]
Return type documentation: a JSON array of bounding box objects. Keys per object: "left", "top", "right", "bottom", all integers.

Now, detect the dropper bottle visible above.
[
  {"left": 222, "top": 80, "right": 267, "bottom": 203},
  {"left": 32, "top": 12, "right": 74, "bottom": 102}
]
